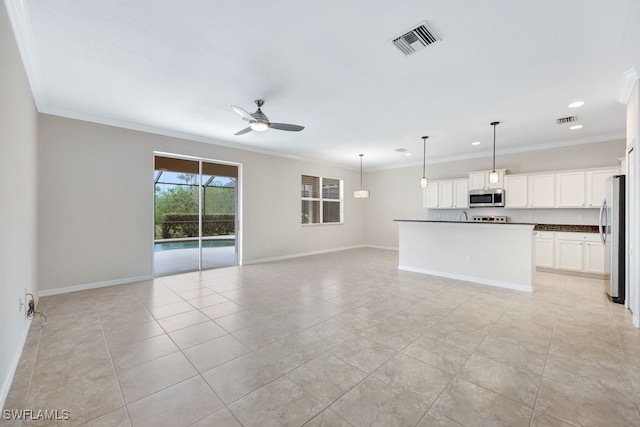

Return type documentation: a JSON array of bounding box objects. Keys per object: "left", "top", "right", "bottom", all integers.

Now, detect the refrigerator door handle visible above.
[{"left": 599, "top": 199, "right": 606, "bottom": 245}]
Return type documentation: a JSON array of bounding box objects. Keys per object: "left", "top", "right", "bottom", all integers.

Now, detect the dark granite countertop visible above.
[{"left": 394, "top": 220, "right": 599, "bottom": 233}]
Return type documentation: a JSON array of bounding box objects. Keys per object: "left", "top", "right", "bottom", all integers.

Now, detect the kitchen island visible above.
[{"left": 395, "top": 220, "right": 536, "bottom": 292}]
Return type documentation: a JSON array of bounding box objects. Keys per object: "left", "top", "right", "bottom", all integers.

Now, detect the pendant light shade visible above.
[
  {"left": 420, "top": 136, "right": 429, "bottom": 188},
  {"left": 489, "top": 122, "right": 500, "bottom": 184},
  {"left": 354, "top": 154, "right": 369, "bottom": 198}
]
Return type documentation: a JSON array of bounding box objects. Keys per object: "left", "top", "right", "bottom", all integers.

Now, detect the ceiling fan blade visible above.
[
  {"left": 231, "top": 105, "right": 255, "bottom": 122},
  {"left": 234, "top": 127, "right": 253, "bottom": 136},
  {"left": 269, "top": 123, "right": 305, "bottom": 132}
]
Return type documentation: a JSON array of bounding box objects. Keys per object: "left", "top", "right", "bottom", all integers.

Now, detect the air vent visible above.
[
  {"left": 394, "top": 148, "right": 408, "bottom": 153},
  {"left": 391, "top": 21, "right": 439, "bottom": 56},
  {"left": 557, "top": 115, "right": 578, "bottom": 124}
]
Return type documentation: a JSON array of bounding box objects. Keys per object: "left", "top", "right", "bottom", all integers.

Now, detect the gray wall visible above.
[
  {"left": 0, "top": 1, "right": 38, "bottom": 407},
  {"left": 364, "top": 140, "right": 626, "bottom": 248},
  {"left": 37, "top": 115, "right": 366, "bottom": 292}
]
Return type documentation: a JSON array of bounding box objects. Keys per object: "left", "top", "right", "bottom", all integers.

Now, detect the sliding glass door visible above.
[{"left": 154, "top": 155, "right": 238, "bottom": 275}]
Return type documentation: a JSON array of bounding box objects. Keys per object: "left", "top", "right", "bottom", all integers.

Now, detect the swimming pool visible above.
[{"left": 154, "top": 239, "right": 235, "bottom": 252}]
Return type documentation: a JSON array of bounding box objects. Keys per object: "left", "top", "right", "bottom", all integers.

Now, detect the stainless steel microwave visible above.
[{"left": 469, "top": 188, "right": 505, "bottom": 208}]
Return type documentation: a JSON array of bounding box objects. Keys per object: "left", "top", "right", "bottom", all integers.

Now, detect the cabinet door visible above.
[
  {"left": 586, "top": 169, "right": 617, "bottom": 208},
  {"left": 468, "top": 173, "right": 486, "bottom": 190},
  {"left": 535, "top": 238, "right": 554, "bottom": 268},
  {"left": 584, "top": 240, "right": 605, "bottom": 274},
  {"left": 554, "top": 239, "right": 583, "bottom": 271},
  {"left": 505, "top": 175, "right": 528, "bottom": 207},
  {"left": 529, "top": 174, "right": 555, "bottom": 207},
  {"left": 453, "top": 180, "right": 469, "bottom": 208},
  {"left": 555, "top": 171, "right": 586, "bottom": 208},
  {"left": 438, "top": 181, "right": 454, "bottom": 208},
  {"left": 424, "top": 182, "right": 439, "bottom": 208}
]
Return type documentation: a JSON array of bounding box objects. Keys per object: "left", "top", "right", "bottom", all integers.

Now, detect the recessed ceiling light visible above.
[
  {"left": 568, "top": 101, "right": 585, "bottom": 108},
  {"left": 569, "top": 124, "right": 583, "bottom": 130},
  {"left": 404, "top": 152, "right": 412, "bottom": 156},
  {"left": 471, "top": 141, "right": 481, "bottom": 146}
]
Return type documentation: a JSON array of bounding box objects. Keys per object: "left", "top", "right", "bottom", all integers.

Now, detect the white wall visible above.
[
  {"left": 37, "top": 115, "right": 365, "bottom": 292},
  {"left": 0, "top": 0, "right": 38, "bottom": 408},
  {"left": 364, "top": 140, "right": 626, "bottom": 248}
]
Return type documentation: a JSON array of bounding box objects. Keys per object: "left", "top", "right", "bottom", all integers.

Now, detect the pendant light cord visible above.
[
  {"left": 359, "top": 154, "right": 364, "bottom": 189},
  {"left": 491, "top": 122, "right": 499, "bottom": 171},
  {"left": 422, "top": 136, "right": 428, "bottom": 177}
]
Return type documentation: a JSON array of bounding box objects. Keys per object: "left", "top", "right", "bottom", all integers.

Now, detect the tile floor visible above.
[{"left": 3, "top": 248, "right": 640, "bottom": 426}]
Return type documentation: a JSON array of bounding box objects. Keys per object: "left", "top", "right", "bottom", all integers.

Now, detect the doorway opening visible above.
[{"left": 153, "top": 154, "right": 240, "bottom": 275}]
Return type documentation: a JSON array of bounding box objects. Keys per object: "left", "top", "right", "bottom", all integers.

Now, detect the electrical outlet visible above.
[
  {"left": 19, "top": 297, "right": 24, "bottom": 312},
  {"left": 466, "top": 255, "right": 472, "bottom": 263},
  {"left": 578, "top": 214, "right": 584, "bottom": 221}
]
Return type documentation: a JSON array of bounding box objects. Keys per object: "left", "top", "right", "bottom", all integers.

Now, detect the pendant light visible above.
[
  {"left": 489, "top": 121, "right": 500, "bottom": 184},
  {"left": 420, "top": 136, "right": 429, "bottom": 188},
  {"left": 353, "top": 154, "right": 370, "bottom": 198}
]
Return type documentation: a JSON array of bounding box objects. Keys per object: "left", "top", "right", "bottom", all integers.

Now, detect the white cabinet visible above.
[
  {"left": 468, "top": 170, "right": 505, "bottom": 190},
  {"left": 585, "top": 168, "right": 618, "bottom": 208},
  {"left": 535, "top": 231, "right": 554, "bottom": 268},
  {"left": 424, "top": 183, "right": 439, "bottom": 208},
  {"left": 552, "top": 232, "right": 605, "bottom": 274},
  {"left": 529, "top": 174, "right": 555, "bottom": 208},
  {"left": 438, "top": 181, "right": 454, "bottom": 208},
  {"left": 555, "top": 238, "right": 584, "bottom": 271},
  {"left": 424, "top": 179, "right": 469, "bottom": 209},
  {"left": 556, "top": 171, "right": 586, "bottom": 208},
  {"left": 505, "top": 175, "right": 528, "bottom": 208},
  {"left": 453, "top": 179, "right": 469, "bottom": 208}
]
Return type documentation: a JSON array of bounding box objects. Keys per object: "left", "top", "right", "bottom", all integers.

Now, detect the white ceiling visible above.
[{"left": 7, "top": 0, "right": 640, "bottom": 169}]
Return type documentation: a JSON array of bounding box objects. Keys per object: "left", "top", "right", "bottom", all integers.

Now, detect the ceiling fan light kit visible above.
[{"left": 231, "top": 100, "right": 304, "bottom": 135}]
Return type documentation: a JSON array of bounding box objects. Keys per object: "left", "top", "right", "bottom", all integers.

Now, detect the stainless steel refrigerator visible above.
[{"left": 600, "top": 175, "right": 625, "bottom": 304}]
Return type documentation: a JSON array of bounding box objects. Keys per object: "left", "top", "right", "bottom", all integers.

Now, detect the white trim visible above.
[
  {"left": 366, "top": 245, "right": 399, "bottom": 251},
  {"left": 38, "top": 274, "right": 154, "bottom": 297},
  {"left": 3, "top": 0, "right": 44, "bottom": 109},
  {"left": 618, "top": 68, "right": 639, "bottom": 105},
  {"left": 368, "top": 134, "right": 626, "bottom": 172},
  {"left": 398, "top": 265, "right": 534, "bottom": 293},
  {"left": 243, "top": 245, "right": 368, "bottom": 265},
  {"left": 0, "top": 318, "right": 31, "bottom": 410}
]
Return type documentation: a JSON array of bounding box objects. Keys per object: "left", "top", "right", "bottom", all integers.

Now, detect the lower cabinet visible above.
[
  {"left": 534, "top": 232, "right": 554, "bottom": 268},
  {"left": 536, "top": 231, "right": 605, "bottom": 275}
]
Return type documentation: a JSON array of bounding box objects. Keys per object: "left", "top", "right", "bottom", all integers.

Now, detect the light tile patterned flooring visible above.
[{"left": 4, "top": 248, "right": 640, "bottom": 426}]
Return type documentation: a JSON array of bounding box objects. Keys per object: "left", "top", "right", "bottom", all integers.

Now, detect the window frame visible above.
[{"left": 301, "top": 175, "right": 344, "bottom": 226}]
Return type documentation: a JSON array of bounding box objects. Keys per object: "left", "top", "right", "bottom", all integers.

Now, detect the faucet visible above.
[{"left": 459, "top": 210, "right": 468, "bottom": 222}]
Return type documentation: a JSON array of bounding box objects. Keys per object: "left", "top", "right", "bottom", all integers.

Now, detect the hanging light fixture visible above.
[
  {"left": 353, "top": 154, "right": 370, "bottom": 198},
  {"left": 420, "top": 136, "right": 429, "bottom": 188},
  {"left": 489, "top": 121, "right": 500, "bottom": 184}
]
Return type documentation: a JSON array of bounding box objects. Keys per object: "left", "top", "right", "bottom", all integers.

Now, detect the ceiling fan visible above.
[{"left": 231, "top": 100, "right": 304, "bottom": 135}]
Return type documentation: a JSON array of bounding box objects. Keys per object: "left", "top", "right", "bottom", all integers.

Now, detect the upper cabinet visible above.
[
  {"left": 453, "top": 179, "right": 469, "bottom": 208},
  {"left": 585, "top": 169, "right": 618, "bottom": 207},
  {"left": 529, "top": 174, "right": 555, "bottom": 208},
  {"left": 504, "top": 175, "right": 528, "bottom": 207},
  {"left": 468, "top": 169, "right": 505, "bottom": 190},
  {"left": 555, "top": 171, "right": 586, "bottom": 208},
  {"left": 424, "top": 179, "right": 468, "bottom": 209}
]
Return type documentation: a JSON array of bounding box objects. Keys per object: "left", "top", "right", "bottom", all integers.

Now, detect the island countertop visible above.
[{"left": 394, "top": 219, "right": 535, "bottom": 226}]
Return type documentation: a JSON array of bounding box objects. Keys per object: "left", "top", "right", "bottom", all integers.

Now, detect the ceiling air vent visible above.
[
  {"left": 557, "top": 115, "right": 578, "bottom": 124},
  {"left": 391, "top": 21, "right": 439, "bottom": 56}
]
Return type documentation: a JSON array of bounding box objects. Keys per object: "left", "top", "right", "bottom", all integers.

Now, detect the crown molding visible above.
[{"left": 618, "top": 68, "right": 639, "bottom": 104}]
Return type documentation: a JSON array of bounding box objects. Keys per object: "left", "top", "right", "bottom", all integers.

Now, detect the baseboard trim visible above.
[
  {"left": 0, "top": 318, "right": 31, "bottom": 410},
  {"left": 244, "top": 245, "right": 369, "bottom": 265},
  {"left": 398, "top": 265, "right": 533, "bottom": 293},
  {"left": 38, "top": 274, "right": 154, "bottom": 297},
  {"left": 365, "top": 245, "right": 399, "bottom": 251}
]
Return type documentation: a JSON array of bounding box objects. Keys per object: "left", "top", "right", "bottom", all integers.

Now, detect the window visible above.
[{"left": 301, "top": 175, "right": 343, "bottom": 224}]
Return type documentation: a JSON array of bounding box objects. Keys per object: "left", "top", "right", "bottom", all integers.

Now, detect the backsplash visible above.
[{"left": 428, "top": 208, "right": 600, "bottom": 225}]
